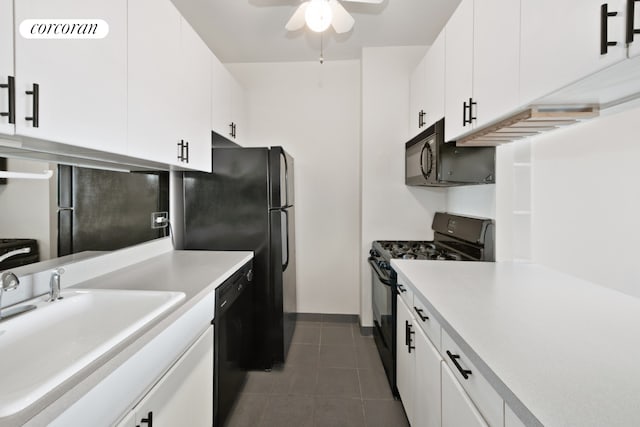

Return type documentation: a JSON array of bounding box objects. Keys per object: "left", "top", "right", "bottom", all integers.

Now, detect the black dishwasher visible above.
[{"left": 213, "top": 260, "right": 253, "bottom": 427}]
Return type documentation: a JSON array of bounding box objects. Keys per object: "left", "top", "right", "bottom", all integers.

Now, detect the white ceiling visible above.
[{"left": 170, "top": 0, "right": 462, "bottom": 63}]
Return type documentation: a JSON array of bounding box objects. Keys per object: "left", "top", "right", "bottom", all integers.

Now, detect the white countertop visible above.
[
  {"left": 2, "top": 248, "right": 252, "bottom": 427},
  {"left": 391, "top": 260, "right": 640, "bottom": 427}
]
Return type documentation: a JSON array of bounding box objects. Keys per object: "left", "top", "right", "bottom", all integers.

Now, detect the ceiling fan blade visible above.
[
  {"left": 329, "top": 0, "right": 354, "bottom": 33},
  {"left": 285, "top": 2, "right": 309, "bottom": 31},
  {"left": 341, "top": 0, "right": 384, "bottom": 3}
]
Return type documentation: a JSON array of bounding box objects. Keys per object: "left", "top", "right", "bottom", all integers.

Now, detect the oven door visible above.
[{"left": 368, "top": 257, "right": 398, "bottom": 395}]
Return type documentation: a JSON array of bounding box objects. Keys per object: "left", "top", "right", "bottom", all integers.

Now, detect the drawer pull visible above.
[
  {"left": 447, "top": 350, "right": 472, "bottom": 380},
  {"left": 413, "top": 306, "right": 429, "bottom": 321},
  {"left": 397, "top": 284, "right": 407, "bottom": 293}
]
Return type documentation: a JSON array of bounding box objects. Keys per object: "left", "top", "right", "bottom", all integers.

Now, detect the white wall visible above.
[
  {"left": 228, "top": 60, "right": 361, "bottom": 315},
  {"left": 0, "top": 158, "right": 56, "bottom": 261},
  {"left": 447, "top": 184, "right": 496, "bottom": 218},
  {"left": 360, "top": 46, "right": 447, "bottom": 326},
  {"left": 531, "top": 104, "right": 640, "bottom": 298}
]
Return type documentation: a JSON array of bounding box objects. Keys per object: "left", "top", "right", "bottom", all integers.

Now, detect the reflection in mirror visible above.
[{"left": 0, "top": 157, "right": 169, "bottom": 271}]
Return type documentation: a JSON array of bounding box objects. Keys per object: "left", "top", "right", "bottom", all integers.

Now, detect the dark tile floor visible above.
[{"left": 225, "top": 315, "right": 410, "bottom": 427}]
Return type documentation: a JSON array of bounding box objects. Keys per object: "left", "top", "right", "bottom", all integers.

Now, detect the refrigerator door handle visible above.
[
  {"left": 282, "top": 209, "right": 290, "bottom": 272},
  {"left": 281, "top": 150, "right": 290, "bottom": 208}
]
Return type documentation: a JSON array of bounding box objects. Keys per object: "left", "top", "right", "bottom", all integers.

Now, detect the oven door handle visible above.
[{"left": 368, "top": 257, "right": 393, "bottom": 286}]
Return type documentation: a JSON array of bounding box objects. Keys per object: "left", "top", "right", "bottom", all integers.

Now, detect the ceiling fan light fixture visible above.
[{"left": 305, "top": 0, "right": 333, "bottom": 32}]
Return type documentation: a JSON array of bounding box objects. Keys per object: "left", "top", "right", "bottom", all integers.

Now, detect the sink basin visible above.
[{"left": 0, "top": 288, "right": 185, "bottom": 417}]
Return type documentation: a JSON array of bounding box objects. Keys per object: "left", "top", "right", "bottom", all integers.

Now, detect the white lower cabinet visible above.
[
  {"left": 442, "top": 331, "right": 503, "bottom": 427},
  {"left": 396, "top": 295, "right": 416, "bottom": 425},
  {"left": 505, "top": 404, "right": 526, "bottom": 427},
  {"left": 442, "top": 361, "right": 488, "bottom": 427},
  {"left": 396, "top": 293, "right": 442, "bottom": 427},
  {"left": 116, "top": 326, "right": 213, "bottom": 427},
  {"left": 414, "top": 323, "right": 442, "bottom": 427},
  {"left": 396, "top": 285, "right": 506, "bottom": 427}
]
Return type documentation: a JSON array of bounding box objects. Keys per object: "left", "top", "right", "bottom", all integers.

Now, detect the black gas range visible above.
[{"left": 368, "top": 212, "right": 494, "bottom": 396}]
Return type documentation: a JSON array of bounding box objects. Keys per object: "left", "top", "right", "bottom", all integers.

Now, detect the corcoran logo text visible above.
[{"left": 19, "top": 19, "right": 109, "bottom": 39}]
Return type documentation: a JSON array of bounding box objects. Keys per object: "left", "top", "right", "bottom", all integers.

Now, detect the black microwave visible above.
[{"left": 405, "top": 118, "right": 495, "bottom": 187}]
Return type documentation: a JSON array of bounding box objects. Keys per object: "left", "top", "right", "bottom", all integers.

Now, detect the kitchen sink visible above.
[{"left": 0, "top": 288, "right": 185, "bottom": 417}]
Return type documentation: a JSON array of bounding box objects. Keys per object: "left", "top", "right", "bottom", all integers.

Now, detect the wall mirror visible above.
[{"left": 0, "top": 157, "right": 169, "bottom": 271}]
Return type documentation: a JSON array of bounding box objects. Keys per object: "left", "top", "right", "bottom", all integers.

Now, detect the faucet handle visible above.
[
  {"left": 0, "top": 271, "right": 20, "bottom": 291},
  {"left": 53, "top": 267, "right": 65, "bottom": 276}
]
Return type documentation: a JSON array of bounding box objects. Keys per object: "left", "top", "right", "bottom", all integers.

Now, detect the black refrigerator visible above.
[{"left": 181, "top": 146, "right": 297, "bottom": 369}]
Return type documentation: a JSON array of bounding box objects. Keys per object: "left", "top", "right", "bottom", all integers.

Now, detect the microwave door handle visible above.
[{"left": 420, "top": 143, "right": 433, "bottom": 179}]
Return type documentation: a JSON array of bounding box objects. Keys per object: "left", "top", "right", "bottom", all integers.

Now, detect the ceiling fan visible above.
[{"left": 285, "top": 0, "right": 383, "bottom": 34}]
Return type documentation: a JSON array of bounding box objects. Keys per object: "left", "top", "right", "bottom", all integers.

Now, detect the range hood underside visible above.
[{"left": 456, "top": 106, "right": 599, "bottom": 146}]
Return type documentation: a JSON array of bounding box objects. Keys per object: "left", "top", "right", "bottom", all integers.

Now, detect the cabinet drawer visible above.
[
  {"left": 395, "top": 274, "right": 413, "bottom": 308},
  {"left": 442, "top": 330, "right": 503, "bottom": 427},
  {"left": 412, "top": 294, "right": 441, "bottom": 352}
]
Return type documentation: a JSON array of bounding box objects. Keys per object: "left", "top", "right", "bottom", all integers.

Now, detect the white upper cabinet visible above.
[
  {"left": 0, "top": 0, "right": 14, "bottom": 136},
  {"left": 520, "top": 0, "right": 627, "bottom": 105},
  {"left": 409, "top": 30, "right": 445, "bottom": 139},
  {"left": 629, "top": 2, "right": 640, "bottom": 58},
  {"left": 472, "top": 0, "right": 520, "bottom": 128},
  {"left": 211, "top": 54, "right": 233, "bottom": 140},
  {"left": 211, "top": 57, "right": 246, "bottom": 144},
  {"left": 444, "top": 0, "right": 474, "bottom": 141},
  {"left": 409, "top": 53, "right": 428, "bottom": 138},
  {"left": 127, "top": 0, "right": 182, "bottom": 166},
  {"left": 13, "top": 0, "right": 127, "bottom": 154},
  {"left": 445, "top": 0, "right": 521, "bottom": 141},
  {"left": 128, "top": 0, "right": 211, "bottom": 171},
  {"left": 231, "top": 75, "right": 246, "bottom": 144},
  {"left": 423, "top": 30, "right": 445, "bottom": 130},
  {"left": 178, "top": 17, "right": 212, "bottom": 172}
]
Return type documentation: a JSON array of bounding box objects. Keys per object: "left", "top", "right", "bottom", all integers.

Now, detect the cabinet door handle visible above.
[
  {"left": 462, "top": 100, "right": 468, "bottom": 126},
  {"left": 463, "top": 99, "right": 476, "bottom": 126},
  {"left": 184, "top": 141, "right": 189, "bottom": 163},
  {"left": 397, "top": 284, "right": 407, "bottom": 293},
  {"left": 627, "top": 0, "right": 640, "bottom": 43},
  {"left": 405, "top": 320, "right": 409, "bottom": 347},
  {"left": 140, "top": 411, "right": 153, "bottom": 427},
  {"left": 25, "top": 83, "right": 39, "bottom": 128},
  {"left": 407, "top": 322, "right": 415, "bottom": 353},
  {"left": 229, "top": 122, "right": 234, "bottom": 138},
  {"left": 233, "top": 122, "right": 237, "bottom": 138},
  {"left": 0, "top": 76, "right": 15, "bottom": 124},
  {"left": 413, "top": 306, "right": 429, "bottom": 321},
  {"left": 468, "top": 97, "right": 477, "bottom": 123},
  {"left": 446, "top": 350, "right": 472, "bottom": 380},
  {"left": 601, "top": 4, "right": 619, "bottom": 54},
  {"left": 177, "top": 140, "right": 184, "bottom": 162},
  {"left": 418, "top": 110, "right": 426, "bottom": 128}
]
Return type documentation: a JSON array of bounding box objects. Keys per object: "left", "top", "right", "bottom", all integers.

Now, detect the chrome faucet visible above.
[
  {"left": 0, "top": 271, "right": 20, "bottom": 318},
  {"left": 48, "top": 268, "right": 65, "bottom": 302}
]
